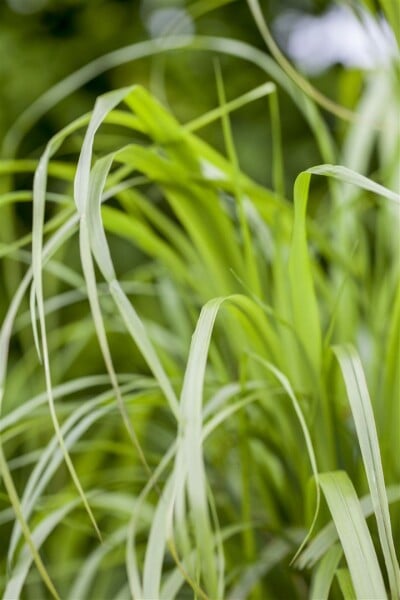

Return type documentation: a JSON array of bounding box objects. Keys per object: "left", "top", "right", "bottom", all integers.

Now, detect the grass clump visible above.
[{"left": 0, "top": 1, "right": 399, "bottom": 598}]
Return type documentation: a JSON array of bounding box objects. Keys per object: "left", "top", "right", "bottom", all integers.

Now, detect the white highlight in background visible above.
[{"left": 274, "top": 5, "right": 397, "bottom": 75}]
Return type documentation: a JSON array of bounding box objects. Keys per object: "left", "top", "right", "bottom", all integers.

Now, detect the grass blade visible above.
[
  {"left": 32, "top": 117, "right": 102, "bottom": 542},
  {"left": 309, "top": 544, "right": 342, "bottom": 600},
  {"left": 288, "top": 171, "right": 322, "bottom": 384},
  {"left": 333, "top": 344, "right": 400, "bottom": 597},
  {"left": 336, "top": 568, "right": 356, "bottom": 599},
  {"left": 4, "top": 498, "right": 80, "bottom": 600},
  {"left": 296, "top": 485, "right": 400, "bottom": 569},
  {"left": 308, "top": 164, "right": 400, "bottom": 204},
  {"left": 250, "top": 354, "right": 320, "bottom": 563},
  {"left": 177, "top": 296, "right": 229, "bottom": 599},
  {"left": 319, "top": 470, "right": 387, "bottom": 599}
]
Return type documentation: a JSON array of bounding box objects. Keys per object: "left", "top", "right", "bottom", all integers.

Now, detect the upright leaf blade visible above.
[
  {"left": 288, "top": 171, "right": 321, "bottom": 382},
  {"left": 319, "top": 471, "right": 387, "bottom": 600},
  {"left": 333, "top": 344, "right": 400, "bottom": 598}
]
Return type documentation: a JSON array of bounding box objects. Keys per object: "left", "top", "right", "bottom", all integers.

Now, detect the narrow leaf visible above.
[{"left": 319, "top": 471, "right": 387, "bottom": 600}]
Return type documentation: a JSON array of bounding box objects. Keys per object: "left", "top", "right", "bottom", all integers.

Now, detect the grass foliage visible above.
[{"left": 1, "top": 1, "right": 399, "bottom": 598}]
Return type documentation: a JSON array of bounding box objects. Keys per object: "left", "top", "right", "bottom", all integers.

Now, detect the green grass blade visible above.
[
  {"left": 74, "top": 87, "right": 131, "bottom": 216},
  {"left": 32, "top": 116, "right": 102, "bottom": 541},
  {"left": 246, "top": 0, "right": 359, "bottom": 123},
  {"left": 309, "top": 544, "right": 342, "bottom": 600},
  {"left": 296, "top": 485, "right": 400, "bottom": 569},
  {"left": 74, "top": 89, "right": 180, "bottom": 417},
  {"left": 250, "top": 354, "right": 320, "bottom": 563},
  {"left": 8, "top": 391, "right": 127, "bottom": 561},
  {"left": 268, "top": 89, "right": 285, "bottom": 197},
  {"left": 177, "top": 296, "right": 229, "bottom": 598},
  {"left": 215, "top": 61, "right": 263, "bottom": 296},
  {"left": 336, "top": 568, "right": 357, "bottom": 600},
  {"left": 288, "top": 171, "right": 322, "bottom": 381},
  {"left": 308, "top": 165, "right": 400, "bottom": 204},
  {"left": 141, "top": 478, "right": 175, "bottom": 599},
  {"left": 185, "top": 81, "right": 275, "bottom": 133},
  {"left": 0, "top": 444, "right": 60, "bottom": 600},
  {"left": 80, "top": 175, "right": 151, "bottom": 468},
  {"left": 4, "top": 498, "right": 81, "bottom": 599},
  {"left": 129, "top": 444, "right": 177, "bottom": 600},
  {"left": 319, "top": 471, "right": 387, "bottom": 600},
  {"left": 333, "top": 344, "right": 400, "bottom": 597}
]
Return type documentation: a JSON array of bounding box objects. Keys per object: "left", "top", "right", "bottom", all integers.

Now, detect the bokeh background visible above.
[{"left": 1, "top": 0, "right": 352, "bottom": 189}]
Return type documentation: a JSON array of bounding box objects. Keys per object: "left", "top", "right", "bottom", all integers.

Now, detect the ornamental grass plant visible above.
[{"left": 0, "top": 1, "right": 399, "bottom": 598}]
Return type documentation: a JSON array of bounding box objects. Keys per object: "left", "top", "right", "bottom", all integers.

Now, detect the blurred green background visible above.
[{"left": 1, "top": 0, "right": 341, "bottom": 188}]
